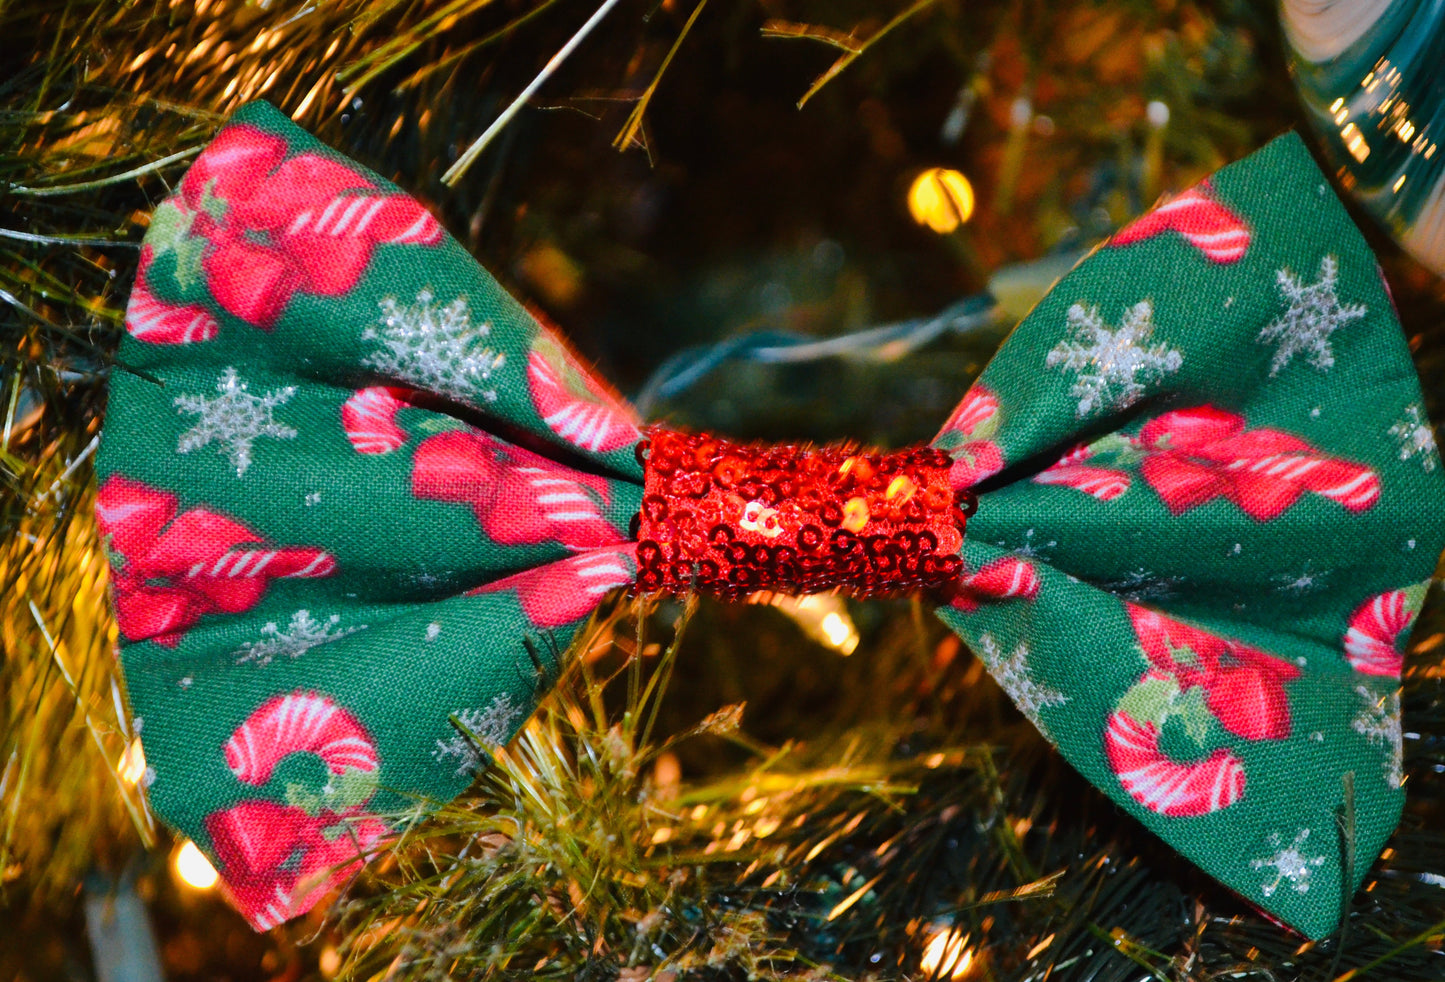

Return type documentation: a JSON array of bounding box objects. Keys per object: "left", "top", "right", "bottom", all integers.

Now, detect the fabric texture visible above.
[{"left": 96, "top": 101, "right": 1444, "bottom": 939}]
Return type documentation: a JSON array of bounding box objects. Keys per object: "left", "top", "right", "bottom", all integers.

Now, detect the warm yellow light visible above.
[
  {"left": 908, "top": 168, "right": 976, "bottom": 234},
  {"left": 654, "top": 751, "right": 682, "bottom": 792},
  {"left": 752, "top": 593, "right": 860, "bottom": 655},
  {"left": 119, "top": 737, "right": 147, "bottom": 786},
  {"left": 885, "top": 475, "right": 918, "bottom": 502},
  {"left": 820, "top": 613, "right": 854, "bottom": 651},
  {"left": 318, "top": 946, "right": 342, "bottom": 978},
  {"left": 1341, "top": 122, "right": 1371, "bottom": 162},
  {"left": 174, "top": 840, "right": 219, "bottom": 890},
  {"left": 920, "top": 927, "right": 976, "bottom": 979}
]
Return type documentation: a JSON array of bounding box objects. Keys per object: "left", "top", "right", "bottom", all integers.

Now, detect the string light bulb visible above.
[
  {"left": 908, "top": 168, "right": 975, "bottom": 234},
  {"left": 318, "top": 946, "right": 342, "bottom": 977},
  {"left": 920, "top": 926, "right": 978, "bottom": 979},
  {"left": 752, "top": 593, "right": 860, "bottom": 655},
  {"left": 819, "top": 611, "right": 855, "bottom": 651},
  {"left": 174, "top": 840, "right": 219, "bottom": 890}
]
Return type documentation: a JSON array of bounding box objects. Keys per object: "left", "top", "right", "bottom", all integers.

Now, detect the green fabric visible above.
[
  {"left": 96, "top": 102, "right": 1444, "bottom": 939},
  {"left": 934, "top": 140, "right": 1443, "bottom": 938},
  {"left": 97, "top": 102, "right": 645, "bottom": 929}
]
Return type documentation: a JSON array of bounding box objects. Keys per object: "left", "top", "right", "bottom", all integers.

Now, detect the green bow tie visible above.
[{"left": 96, "top": 101, "right": 1444, "bottom": 939}]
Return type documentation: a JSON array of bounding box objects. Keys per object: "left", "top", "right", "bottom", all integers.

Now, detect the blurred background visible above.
[{"left": 2, "top": 1, "right": 1443, "bottom": 980}]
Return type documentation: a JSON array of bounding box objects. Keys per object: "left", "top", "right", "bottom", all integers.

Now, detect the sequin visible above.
[{"left": 634, "top": 428, "right": 971, "bottom": 599}]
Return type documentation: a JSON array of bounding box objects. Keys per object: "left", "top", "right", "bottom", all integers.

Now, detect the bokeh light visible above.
[
  {"left": 920, "top": 926, "right": 977, "bottom": 979},
  {"left": 908, "top": 168, "right": 976, "bottom": 233},
  {"left": 174, "top": 840, "right": 219, "bottom": 890}
]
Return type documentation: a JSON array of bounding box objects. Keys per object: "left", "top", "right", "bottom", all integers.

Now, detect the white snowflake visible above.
[
  {"left": 998, "top": 527, "right": 1056, "bottom": 561},
  {"left": 1257, "top": 256, "right": 1367, "bottom": 376},
  {"left": 1045, "top": 300, "right": 1182, "bottom": 418},
  {"left": 432, "top": 695, "right": 523, "bottom": 777},
  {"left": 1272, "top": 562, "right": 1331, "bottom": 595},
  {"left": 1353, "top": 685, "right": 1403, "bottom": 789},
  {"left": 363, "top": 290, "right": 505, "bottom": 402},
  {"left": 975, "top": 633, "right": 1068, "bottom": 740},
  {"left": 234, "top": 610, "right": 365, "bottom": 667},
  {"left": 408, "top": 566, "right": 457, "bottom": 591},
  {"left": 1251, "top": 829, "right": 1326, "bottom": 897},
  {"left": 1389, "top": 404, "right": 1439, "bottom": 472},
  {"left": 1101, "top": 567, "right": 1185, "bottom": 602},
  {"left": 173, "top": 367, "right": 296, "bottom": 477}
]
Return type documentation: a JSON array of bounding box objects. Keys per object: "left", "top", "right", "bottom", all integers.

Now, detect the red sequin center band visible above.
[{"left": 634, "top": 428, "right": 975, "bottom": 599}]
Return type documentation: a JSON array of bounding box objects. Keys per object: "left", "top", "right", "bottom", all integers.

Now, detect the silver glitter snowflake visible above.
[
  {"left": 976, "top": 633, "right": 1068, "bottom": 741},
  {"left": 234, "top": 610, "right": 365, "bottom": 667},
  {"left": 1353, "top": 685, "right": 1404, "bottom": 789},
  {"left": 1257, "top": 256, "right": 1367, "bottom": 376},
  {"left": 998, "top": 527, "right": 1057, "bottom": 561},
  {"left": 1251, "top": 829, "right": 1326, "bottom": 897},
  {"left": 363, "top": 290, "right": 505, "bottom": 402},
  {"left": 1046, "top": 300, "right": 1182, "bottom": 418},
  {"left": 174, "top": 367, "right": 296, "bottom": 477},
  {"left": 432, "top": 695, "right": 523, "bottom": 777},
  {"left": 407, "top": 565, "right": 458, "bottom": 591},
  {"left": 1272, "top": 562, "right": 1331, "bottom": 595},
  {"left": 1388, "top": 403, "right": 1439, "bottom": 472},
  {"left": 1101, "top": 567, "right": 1186, "bottom": 602}
]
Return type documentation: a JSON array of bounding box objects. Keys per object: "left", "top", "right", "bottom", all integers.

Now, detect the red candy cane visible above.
[
  {"left": 342, "top": 386, "right": 412, "bottom": 454},
  {"left": 1104, "top": 707, "right": 1246, "bottom": 817},
  {"left": 1344, "top": 588, "right": 1422, "bottom": 677},
  {"left": 223, "top": 691, "right": 378, "bottom": 785},
  {"left": 1110, "top": 185, "right": 1252, "bottom": 264},
  {"left": 208, "top": 691, "right": 387, "bottom": 930},
  {"left": 1033, "top": 444, "right": 1132, "bottom": 501}
]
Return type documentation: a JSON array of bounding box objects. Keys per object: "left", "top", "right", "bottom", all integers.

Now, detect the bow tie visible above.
[{"left": 96, "top": 101, "right": 1444, "bottom": 940}]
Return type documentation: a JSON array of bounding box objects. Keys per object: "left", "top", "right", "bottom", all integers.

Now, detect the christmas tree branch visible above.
[{"left": 762, "top": 0, "right": 944, "bottom": 109}]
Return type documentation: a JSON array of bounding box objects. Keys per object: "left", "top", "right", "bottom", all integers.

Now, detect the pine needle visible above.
[
  {"left": 395, "top": 0, "right": 568, "bottom": 94},
  {"left": 612, "top": 0, "right": 710, "bottom": 152},
  {"left": 338, "top": 0, "right": 504, "bottom": 94},
  {"left": 762, "top": 0, "right": 944, "bottom": 109},
  {"left": 6, "top": 145, "right": 203, "bottom": 196},
  {"left": 0, "top": 444, "right": 146, "bottom": 904},
  {"left": 1333, "top": 915, "right": 1445, "bottom": 982},
  {"left": 442, "top": 0, "right": 628, "bottom": 186}
]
